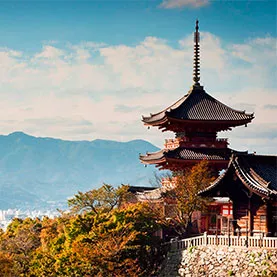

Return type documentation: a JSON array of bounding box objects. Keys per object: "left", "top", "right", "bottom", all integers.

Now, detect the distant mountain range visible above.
[{"left": 0, "top": 132, "right": 160, "bottom": 209}]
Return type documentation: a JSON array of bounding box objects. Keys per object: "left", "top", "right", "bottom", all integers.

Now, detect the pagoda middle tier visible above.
[{"left": 140, "top": 146, "right": 247, "bottom": 172}]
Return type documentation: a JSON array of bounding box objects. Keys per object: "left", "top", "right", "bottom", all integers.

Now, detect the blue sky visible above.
[
  {"left": 0, "top": 0, "right": 276, "bottom": 154},
  {"left": 1, "top": 1, "right": 276, "bottom": 50}
]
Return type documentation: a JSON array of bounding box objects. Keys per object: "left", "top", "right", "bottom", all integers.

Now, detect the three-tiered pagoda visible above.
[
  {"left": 135, "top": 21, "right": 277, "bottom": 238},
  {"left": 140, "top": 20, "right": 254, "bottom": 176}
]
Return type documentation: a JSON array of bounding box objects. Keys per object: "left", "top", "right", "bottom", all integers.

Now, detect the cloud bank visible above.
[
  {"left": 0, "top": 32, "right": 276, "bottom": 154},
  {"left": 159, "top": 0, "right": 209, "bottom": 9}
]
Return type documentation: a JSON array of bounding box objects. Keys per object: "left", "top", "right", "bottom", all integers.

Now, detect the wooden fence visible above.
[{"left": 172, "top": 233, "right": 277, "bottom": 250}]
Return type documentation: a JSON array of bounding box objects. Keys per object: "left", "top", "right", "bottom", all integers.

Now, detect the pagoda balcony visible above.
[
  {"left": 164, "top": 138, "right": 182, "bottom": 150},
  {"left": 164, "top": 137, "right": 229, "bottom": 150}
]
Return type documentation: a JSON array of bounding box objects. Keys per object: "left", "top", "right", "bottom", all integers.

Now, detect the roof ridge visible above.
[{"left": 199, "top": 157, "right": 233, "bottom": 194}]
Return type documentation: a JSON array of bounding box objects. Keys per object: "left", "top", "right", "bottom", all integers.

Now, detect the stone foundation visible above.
[{"left": 159, "top": 246, "right": 277, "bottom": 277}]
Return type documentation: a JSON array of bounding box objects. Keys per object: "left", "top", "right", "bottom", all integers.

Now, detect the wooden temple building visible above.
[
  {"left": 133, "top": 21, "right": 277, "bottom": 237},
  {"left": 200, "top": 154, "right": 277, "bottom": 237}
]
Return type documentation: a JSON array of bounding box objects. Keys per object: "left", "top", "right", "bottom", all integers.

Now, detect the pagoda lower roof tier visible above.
[
  {"left": 140, "top": 147, "right": 246, "bottom": 170},
  {"left": 142, "top": 85, "right": 254, "bottom": 132}
]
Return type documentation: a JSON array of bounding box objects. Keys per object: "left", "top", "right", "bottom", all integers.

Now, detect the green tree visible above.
[{"left": 67, "top": 184, "right": 130, "bottom": 215}]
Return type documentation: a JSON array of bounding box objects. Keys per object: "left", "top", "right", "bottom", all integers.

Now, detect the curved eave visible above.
[
  {"left": 166, "top": 115, "right": 254, "bottom": 125},
  {"left": 140, "top": 157, "right": 166, "bottom": 165},
  {"left": 142, "top": 114, "right": 254, "bottom": 129},
  {"left": 141, "top": 93, "right": 190, "bottom": 126},
  {"left": 199, "top": 158, "right": 234, "bottom": 196},
  {"left": 140, "top": 153, "right": 230, "bottom": 166},
  {"left": 232, "top": 157, "right": 273, "bottom": 199},
  {"left": 142, "top": 114, "right": 167, "bottom": 126},
  {"left": 139, "top": 150, "right": 166, "bottom": 165}
]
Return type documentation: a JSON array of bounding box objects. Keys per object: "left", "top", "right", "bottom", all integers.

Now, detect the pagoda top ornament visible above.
[{"left": 193, "top": 19, "right": 200, "bottom": 86}]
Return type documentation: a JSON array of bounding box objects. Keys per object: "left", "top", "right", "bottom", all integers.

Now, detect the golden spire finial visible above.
[{"left": 193, "top": 19, "right": 200, "bottom": 86}]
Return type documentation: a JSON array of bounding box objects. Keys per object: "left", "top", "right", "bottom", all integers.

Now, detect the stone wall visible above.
[{"left": 159, "top": 246, "right": 277, "bottom": 277}]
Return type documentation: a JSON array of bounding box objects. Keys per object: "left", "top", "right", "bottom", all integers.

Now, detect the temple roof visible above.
[
  {"left": 128, "top": 186, "right": 158, "bottom": 193},
  {"left": 200, "top": 154, "right": 277, "bottom": 199},
  {"left": 140, "top": 147, "right": 242, "bottom": 165},
  {"left": 135, "top": 187, "right": 165, "bottom": 201},
  {"left": 142, "top": 85, "right": 254, "bottom": 128}
]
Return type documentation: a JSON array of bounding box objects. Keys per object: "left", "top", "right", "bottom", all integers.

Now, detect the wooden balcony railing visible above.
[{"left": 164, "top": 137, "right": 229, "bottom": 150}]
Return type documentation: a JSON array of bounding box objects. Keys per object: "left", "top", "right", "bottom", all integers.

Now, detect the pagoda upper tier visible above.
[{"left": 142, "top": 84, "right": 254, "bottom": 133}]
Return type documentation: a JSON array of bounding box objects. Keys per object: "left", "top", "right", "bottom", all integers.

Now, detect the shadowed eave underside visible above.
[{"left": 139, "top": 147, "right": 245, "bottom": 166}]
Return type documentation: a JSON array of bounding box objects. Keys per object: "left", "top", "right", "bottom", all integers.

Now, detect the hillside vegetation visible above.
[{"left": 0, "top": 185, "right": 166, "bottom": 277}]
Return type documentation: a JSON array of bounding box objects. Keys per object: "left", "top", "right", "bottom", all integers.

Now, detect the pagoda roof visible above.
[
  {"left": 200, "top": 154, "right": 277, "bottom": 199},
  {"left": 142, "top": 85, "right": 254, "bottom": 128},
  {"left": 140, "top": 147, "right": 242, "bottom": 165}
]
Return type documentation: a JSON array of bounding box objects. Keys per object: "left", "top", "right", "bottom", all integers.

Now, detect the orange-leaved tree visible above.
[{"left": 165, "top": 160, "right": 214, "bottom": 236}]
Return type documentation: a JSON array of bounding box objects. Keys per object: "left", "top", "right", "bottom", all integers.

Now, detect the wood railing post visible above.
[
  {"left": 170, "top": 238, "right": 178, "bottom": 251},
  {"left": 203, "top": 232, "right": 207, "bottom": 246}
]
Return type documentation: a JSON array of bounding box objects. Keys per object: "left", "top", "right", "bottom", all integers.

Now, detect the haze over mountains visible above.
[{"left": 0, "top": 132, "right": 159, "bottom": 209}]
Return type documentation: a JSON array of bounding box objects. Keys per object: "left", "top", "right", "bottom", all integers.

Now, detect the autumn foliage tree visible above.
[
  {"left": 28, "top": 203, "right": 162, "bottom": 277},
  {"left": 0, "top": 251, "right": 13, "bottom": 277},
  {"left": 0, "top": 217, "right": 42, "bottom": 276},
  {"left": 163, "top": 160, "right": 214, "bottom": 236}
]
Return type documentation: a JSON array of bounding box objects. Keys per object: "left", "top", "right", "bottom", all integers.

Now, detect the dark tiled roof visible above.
[
  {"left": 142, "top": 85, "right": 254, "bottom": 125},
  {"left": 140, "top": 147, "right": 238, "bottom": 164},
  {"left": 200, "top": 154, "right": 277, "bottom": 198},
  {"left": 128, "top": 186, "right": 158, "bottom": 193},
  {"left": 166, "top": 148, "right": 232, "bottom": 160}
]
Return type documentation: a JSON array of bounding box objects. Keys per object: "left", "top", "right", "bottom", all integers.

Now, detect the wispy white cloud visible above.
[
  {"left": 231, "top": 36, "right": 276, "bottom": 64},
  {"left": 159, "top": 0, "right": 209, "bottom": 9},
  {"left": 264, "top": 104, "right": 277, "bottom": 110},
  {"left": 35, "top": 45, "right": 64, "bottom": 59}
]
